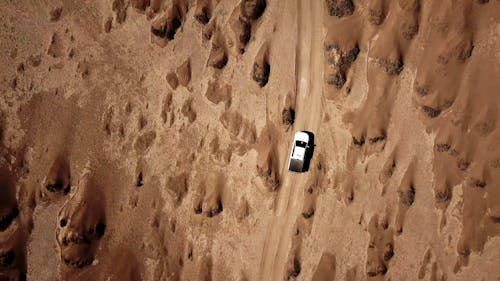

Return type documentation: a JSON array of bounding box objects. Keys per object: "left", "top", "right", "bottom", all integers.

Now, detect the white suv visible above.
[{"left": 288, "top": 131, "right": 310, "bottom": 172}]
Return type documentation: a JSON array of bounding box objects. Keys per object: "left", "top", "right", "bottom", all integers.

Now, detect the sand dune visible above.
[{"left": 0, "top": 0, "right": 499, "bottom": 280}]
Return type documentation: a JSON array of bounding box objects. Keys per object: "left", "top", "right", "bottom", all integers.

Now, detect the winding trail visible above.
[{"left": 258, "top": 0, "right": 324, "bottom": 280}]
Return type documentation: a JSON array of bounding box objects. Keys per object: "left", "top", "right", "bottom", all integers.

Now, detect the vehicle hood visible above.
[{"left": 295, "top": 132, "right": 309, "bottom": 143}]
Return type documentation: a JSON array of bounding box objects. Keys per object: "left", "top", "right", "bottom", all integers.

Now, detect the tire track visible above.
[{"left": 258, "top": 0, "right": 324, "bottom": 280}]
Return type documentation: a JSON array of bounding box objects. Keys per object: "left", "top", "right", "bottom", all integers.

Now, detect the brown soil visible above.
[{"left": 0, "top": 0, "right": 499, "bottom": 280}]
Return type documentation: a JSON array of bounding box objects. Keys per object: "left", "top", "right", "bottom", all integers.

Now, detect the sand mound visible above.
[
  {"left": 149, "top": 0, "right": 189, "bottom": 46},
  {"left": 208, "top": 135, "right": 233, "bottom": 164},
  {"left": 311, "top": 253, "right": 336, "bottom": 281},
  {"left": 327, "top": 0, "right": 355, "bottom": 18},
  {"left": 166, "top": 72, "right": 179, "bottom": 90},
  {"left": 56, "top": 174, "right": 106, "bottom": 268},
  {"left": 42, "top": 156, "right": 71, "bottom": 198},
  {"left": 324, "top": 40, "right": 359, "bottom": 90},
  {"left": 366, "top": 214, "right": 394, "bottom": 278},
  {"left": 161, "top": 92, "right": 174, "bottom": 125},
  {"left": 194, "top": 0, "right": 213, "bottom": 25},
  {"left": 192, "top": 171, "right": 224, "bottom": 218},
  {"left": 176, "top": 58, "right": 191, "bottom": 87},
  {"left": 207, "top": 28, "right": 229, "bottom": 69},
  {"left": 227, "top": 7, "right": 252, "bottom": 55},
  {"left": 47, "top": 32, "right": 64, "bottom": 58},
  {"left": 255, "top": 123, "right": 281, "bottom": 191},
  {"left": 112, "top": 0, "right": 128, "bottom": 24},
  {"left": 395, "top": 163, "right": 416, "bottom": 234},
  {"left": 252, "top": 44, "right": 271, "bottom": 87},
  {"left": 134, "top": 130, "right": 157, "bottom": 153},
  {"left": 205, "top": 80, "right": 232, "bottom": 109},
  {"left": 166, "top": 172, "right": 190, "bottom": 205},
  {"left": 241, "top": 0, "right": 266, "bottom": 21},
  {"left": 181, "top": 97, "right": 197, "bottom": 123}
]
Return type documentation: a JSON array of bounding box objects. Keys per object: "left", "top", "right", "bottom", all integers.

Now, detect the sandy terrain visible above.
[{"left": 0, "top": 0, "right": 499, "bottom": 280}]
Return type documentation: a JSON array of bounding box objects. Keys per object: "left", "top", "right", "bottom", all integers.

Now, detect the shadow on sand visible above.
[{"left": 302, "top": 131, "right": 315, "bottom": 172}]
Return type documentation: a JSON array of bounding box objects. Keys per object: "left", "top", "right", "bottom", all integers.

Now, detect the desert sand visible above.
[{"left": 0, "top": 0, "right": 499, "bottom": 280}]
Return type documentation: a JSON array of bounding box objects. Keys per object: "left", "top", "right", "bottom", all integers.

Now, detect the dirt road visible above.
[{"left": 258, "top": 0, "right": 325, "bottom": 279}]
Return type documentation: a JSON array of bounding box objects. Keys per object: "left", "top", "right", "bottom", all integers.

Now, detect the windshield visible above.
[{"left": 295, "top": 141, "right": 307, "bottom": 148}]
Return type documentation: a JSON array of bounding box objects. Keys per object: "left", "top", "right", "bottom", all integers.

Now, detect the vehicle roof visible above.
[{"left": 294, "top": 131, "right": 309, "bottom": 142}]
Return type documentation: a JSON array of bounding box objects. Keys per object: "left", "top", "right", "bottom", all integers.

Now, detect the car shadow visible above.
[{"left": 302, "top": 131, "right": 315, "bottom": 172}]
